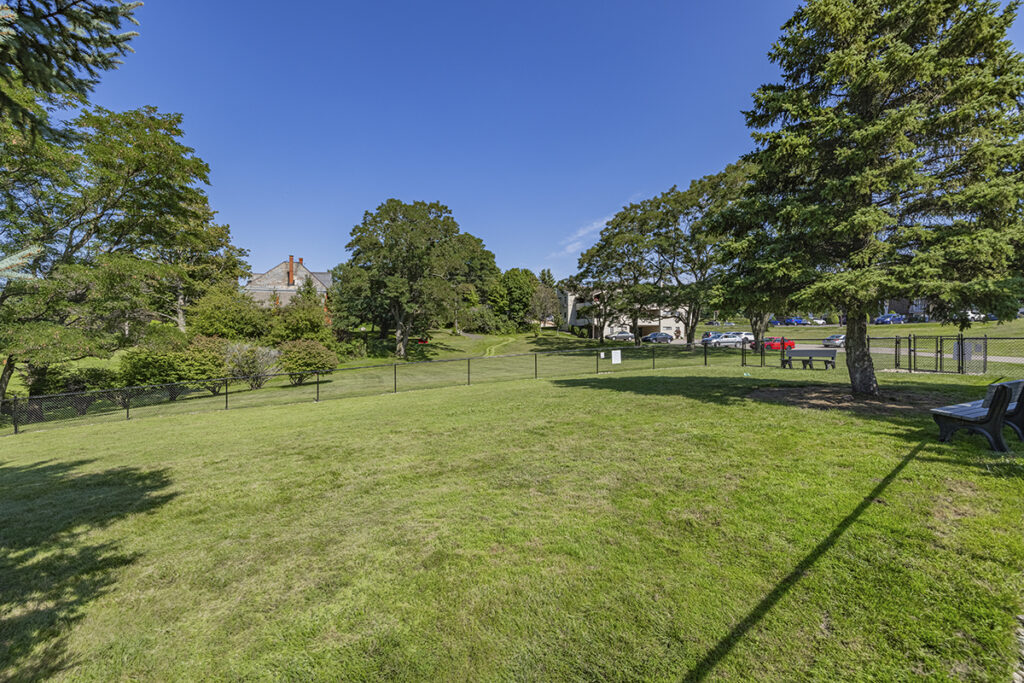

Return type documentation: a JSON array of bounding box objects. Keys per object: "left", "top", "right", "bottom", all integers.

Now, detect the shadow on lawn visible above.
[
  {"left": 0, "top": 459, "right": 175, "bottom": 678},
  {"left": 680, "top": 440, "right": 927, "bottom": 681}
]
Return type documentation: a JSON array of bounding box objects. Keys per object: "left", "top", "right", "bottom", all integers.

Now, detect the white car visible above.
[
  {"left": 712, "top": 332, "right": 755, "bottom": 348},
  {"left": 811, "top": 318, "right": 827, "bottom": 325}
]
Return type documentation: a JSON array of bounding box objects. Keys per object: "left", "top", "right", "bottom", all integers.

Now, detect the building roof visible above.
[{"left": 311, "top": 272, "right": 332, "bottom": 289}]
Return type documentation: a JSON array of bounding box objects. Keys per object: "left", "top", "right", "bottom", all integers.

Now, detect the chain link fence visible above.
[
  {"left": 4, "top": 335, "right": 1023, "bottom": 436},
  {"left": 738, "top": 334, "right": 1024, "bottom": 376}
]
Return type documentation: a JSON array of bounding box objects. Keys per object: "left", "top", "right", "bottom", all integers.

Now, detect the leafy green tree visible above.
[
  {"left": 278, "top": 339, "right": 338, "bottom": 385},
  {"left": 489, "top": 268, "right": 538, "bottom": 330},
  {"left": 657, "top": 164, "right": 746, "bottom": 343},
  {"left": 529, "top": 282, "right": 559, "bottom": 331},
  {"left": 0, "top": 1, "right": 141, "bottom": 135},
  {"left": 741, "top": 0, "right": 1024, "bottom": 395},
  {"left": 188, "top": 287, "right": 272, "bottom": 340},
  {"left": 0, "top": 105, "right": 219, "bottom": 406},
  {"left": 143, "top": 210, "right": 251, "bottom": 332},
  {"left": 539, "top": 268, "right": 556, "bottom": 288},
  {"left": 334, "top": 199, "right": 476, "bottom": 358},
  {"left": 577, "top": 204, "right": 661, "bottom": 345}
]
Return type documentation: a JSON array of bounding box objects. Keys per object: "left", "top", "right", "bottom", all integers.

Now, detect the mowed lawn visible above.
[{"left": 2, "top": 366, "right": 1023, "bottom": 679}]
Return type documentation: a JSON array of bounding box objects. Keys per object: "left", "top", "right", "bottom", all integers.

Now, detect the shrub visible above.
[
  {"left": 278, "top": 340, "right": 339, "bottom": 385},
  {"left": 225, "top": 343, "right": 279, "bottom": 389},
  {"left": 181, "top": 336, "right": 229, "bottom": 394},
  {"left": 188, "top": 288, "right": 272, "bottom": 340},
  {"left": 119, "top": 348, "right": 190, "bottom": 400}
]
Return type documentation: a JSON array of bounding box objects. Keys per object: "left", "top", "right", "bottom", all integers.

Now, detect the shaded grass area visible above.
[{"left": 1, "top": 366, "right": 1022, "bottom": 679}]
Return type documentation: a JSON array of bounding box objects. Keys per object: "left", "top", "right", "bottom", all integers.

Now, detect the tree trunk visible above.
[
  {"left": 0, "top": 355, "right": 15, "bottom": 414},
  {"left": 845, "top": 310, "right": 878, "bottom": 395},
  {"left": 175, "top": 291, "right": 187, "bottom": 333},
  {"left": 748, "top": 312, "right": 770, "bottom": 346},
  {"left": 685, "top": 307, "right": 701, "bottom": 344},
  {"left": 632, "top": 314, "right": 641, "bottom": 346},
  {"left": 395, "top": 320, "right": 409, "bottom": 359}
]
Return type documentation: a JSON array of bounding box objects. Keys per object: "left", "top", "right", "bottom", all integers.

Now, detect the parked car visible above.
[
  {"left": 701, "top": 332, "right": 724, "bottom": 345},
  {"left": 769, "top": 319, "right": 782, "bottom": 326},
  {"left": 711, "top": 333, "right": 743, "bottom": 348},
  {"left": 873, "top": 313, "right": 905, "bottom": 324},
  {"left": 642, "top": 332, "right": 673, "bottom": 344},
  {"left": 823, "top": 334, "right": 845, "bottom": 348},
  {"left": 761, "top": 337, "right": 797, "bottom": 351},
  {"left": 810, "top": 318, "right": 827, "bottom": 325},
  {"left": 783, "top": 317, "right": 806, "bottom": 325},
  {"left": 607, "top": 330, "right": 634, "bottom": 341},
  {"left": 723, "top": 321, "right": 737, "bottom": 327},
  {"left": 703, "top": 320, "right": 721, "bottom": 326},
  {"left": 713, "top": 332, "right": 755, "bottom": 348}
]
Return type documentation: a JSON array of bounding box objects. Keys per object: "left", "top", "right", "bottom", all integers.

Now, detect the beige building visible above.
[
  {"left": 244, "top": 255, "right": 332, "bottom": 307},
  {"left": 561, "top": 291, "right": 686, "bottom": 339}
]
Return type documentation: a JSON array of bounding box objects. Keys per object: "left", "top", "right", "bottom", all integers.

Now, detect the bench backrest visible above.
[
  {"left": 983, "top": 379, "right": 1024, "bottom": 408},
  {"left": 786, "top": 349, "right": 837, "bottom": 359}
]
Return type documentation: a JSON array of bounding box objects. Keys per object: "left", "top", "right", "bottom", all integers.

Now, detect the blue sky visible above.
[{"left": 90, "top": 1, "right": 1024, "bottom": 280}]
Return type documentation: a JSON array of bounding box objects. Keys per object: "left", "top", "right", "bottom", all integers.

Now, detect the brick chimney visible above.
[
  {"left": 298, "top": 257, "right": 303, "bottom": 265},
  {"left": 288, "top": 255, "right": 294, "bottom": 286}
]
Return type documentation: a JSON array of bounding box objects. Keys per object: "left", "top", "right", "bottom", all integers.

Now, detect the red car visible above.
[{"left": 761, "top": 337, "right": 796, "bottom": 351}]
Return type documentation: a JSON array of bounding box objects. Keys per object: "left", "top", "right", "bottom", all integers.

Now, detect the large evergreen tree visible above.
[
  {"left": 742, "top": 0, "right": 1024, "bottom": 394},
  {"left": 0, "top": 1, "right": 141, "bottom": 135}
]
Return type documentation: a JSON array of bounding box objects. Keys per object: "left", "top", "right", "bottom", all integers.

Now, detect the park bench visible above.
[
  {"left": 781, "top": 349, "right": 837, "bottom": 370},
  {"left": 930, "top": 379, "right": 1024, "bottom": 452}
]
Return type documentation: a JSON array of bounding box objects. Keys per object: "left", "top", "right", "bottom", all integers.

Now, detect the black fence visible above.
[
  {"left": 4, "top": 335, "right": 1022, "bottom": 436},
  {"left": 1, "top": 344, "right": 719, "bottom": 435},
  {"left": 737, "top": 334, "right": 1024, "bottom": 377}
]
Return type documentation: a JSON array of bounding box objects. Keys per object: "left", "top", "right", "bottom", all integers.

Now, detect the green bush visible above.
[
  {"left": 225, "top": 343, "right": 279, "bottom": 390},
  {"left": 188, "top": 288, "right": 272, "bottom": 340},
  {"left": 182, "top": 336, "right": 229, "bottom": 394},
  {"left": 278, "top": 340, "right": 339, "bottom": 385}
]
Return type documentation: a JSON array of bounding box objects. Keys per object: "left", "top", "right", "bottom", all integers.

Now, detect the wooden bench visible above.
[
  {"left": 930, "top": 380, "right": 1024, "bottom": 452},
  {"left": 781, "top": 349, "right": 837, "bottom": 370}
]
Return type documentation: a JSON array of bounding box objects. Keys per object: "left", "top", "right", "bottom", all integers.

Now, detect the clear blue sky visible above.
[{"left": 90, "top": 1, "right": 1024, "bottom": 280}]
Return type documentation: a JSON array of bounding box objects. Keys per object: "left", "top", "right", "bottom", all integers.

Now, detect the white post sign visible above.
[{"left": 611, "top": 350, "right": 622, "bottom": 365}]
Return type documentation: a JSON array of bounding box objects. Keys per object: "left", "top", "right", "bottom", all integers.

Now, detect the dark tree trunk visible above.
[
  {"left": 684, "top": 306, "right": 702, "bottom": 344},
  {"left": 748, "top": 312, "right": 771, "bottom": 346},
  {"left": 632, "top": 314, "right": 641, "bottom": 346},
  {"left": 845, "top": 311, "right": 878, "bottom": 395},
  {"left": 0, "top": 355, "right": 15, "bottom": 413}
]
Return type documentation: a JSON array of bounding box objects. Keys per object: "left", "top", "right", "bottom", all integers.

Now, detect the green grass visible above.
[{"left": 2, "top": 363, "right": 1023, "bottom": 680}]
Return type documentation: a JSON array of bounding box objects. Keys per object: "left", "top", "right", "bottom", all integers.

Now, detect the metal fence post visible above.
[
  {"left": 781, "top": 337, "right": 786, "bottom": 365},
  {"left": 652, "top": 345, "right": 656, "bottom": 370},
  {"left": 958, "top": 333, "right": 964, "bottom": 374},
  {"left": 126, "top": 391, "right": 131, "bottom": 420},
  {"left": 741, "top": 341, "right": 746, "bottom": 367},
  {"left": 596, "top": 350, "right": 600, "bottom": 374},
  {"left": 467, "top": 358, "right": 471, "bottom": 386},
  {"left": 534, "top": 353, "right": 538, "bottom": 379},
  {"left": 908, "top": 335, "right": 914, "bottom": 373},
  {"left": 12, "top": 396, "right": 18, "bottom": 434},
  {"left": 315, "top": 372, "right": 320, "bottom": 402},
  {"left": 703, "top": 341, "right": 707, "bottom": 366},
  {"left": 895, "top": 336, "right": 900, "bottom": 369},
  {"left": 393, "top": 363, "right": 398, "bottom": 393},
  {"left": 224, "top": 378, "right": 229, "bottom": 409},
  {"left": 761, "top": 339, "right": 765, "bottom": 367},
  {"left": 983, "top": 335, "right": 988, "bottom": 375}
]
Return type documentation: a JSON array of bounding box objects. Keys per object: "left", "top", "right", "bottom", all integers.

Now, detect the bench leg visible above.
[
  {"left": 781, "top": 359, "right": 791, "bottom": 369},
  {"left": 966, "top": 425, "right": 1009, "bottom": 453},
  {"left": 1005, "top": 412, "right": 1024, "bottom": 442},
  {"left": 802, "top": 360, "right": 813, "bottom": 370},
  {"left": 933, "top": 415, "right": 959, "bottom": 443},
  {"left": 825, "top": 360, "right": 835, "bottom": 370}
]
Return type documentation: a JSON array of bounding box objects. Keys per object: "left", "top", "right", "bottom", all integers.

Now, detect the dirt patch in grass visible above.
[{"left": 747, "top": 385, "right": 954, "bottom": 417}]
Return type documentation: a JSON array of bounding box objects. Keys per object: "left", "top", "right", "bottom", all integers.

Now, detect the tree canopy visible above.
[
  {"left": 739, "top": 0, "right": 1024, "bottom": 394},
  {"left": 0, "top": 1, "right": 141, "bottom": 135}
]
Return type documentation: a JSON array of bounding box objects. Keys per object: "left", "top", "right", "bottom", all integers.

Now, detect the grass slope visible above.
[{"left": 2, "top": 366, "right": 1023, "bottom": 679}]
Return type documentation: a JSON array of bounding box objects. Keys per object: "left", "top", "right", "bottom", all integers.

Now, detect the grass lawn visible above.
[{"left": 2, "top": 364, "right": 1023, "bottom": 679}]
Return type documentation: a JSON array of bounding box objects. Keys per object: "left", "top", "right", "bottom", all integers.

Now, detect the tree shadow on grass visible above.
[
  {"left": 680, "top": 441, "right": 927, "bottom": 681},
  {"left": 0, "top": 459, "right": 175, "bottom": 678}
]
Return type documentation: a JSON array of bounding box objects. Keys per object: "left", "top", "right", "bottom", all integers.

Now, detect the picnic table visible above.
[{"left": 781, "top": 349, "right": 837, "bottom": 370}]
